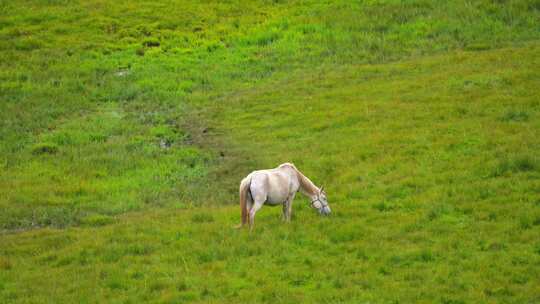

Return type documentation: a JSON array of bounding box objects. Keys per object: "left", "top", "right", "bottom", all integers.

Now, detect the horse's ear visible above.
[{"left": 320, "top": 186, "right": 324, "bottom": 193}]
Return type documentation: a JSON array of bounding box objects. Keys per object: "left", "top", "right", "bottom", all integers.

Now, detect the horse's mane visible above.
[{"left": 280, "top": 163, "right": 318, "bottom": 195}]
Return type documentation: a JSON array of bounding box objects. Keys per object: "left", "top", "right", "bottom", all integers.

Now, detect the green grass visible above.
[
  {"left": 1, "top": 204, "right": 538, "bottom": 303},
  {"left": 1, "top": 0, "right": 540, "bottom": 302}
]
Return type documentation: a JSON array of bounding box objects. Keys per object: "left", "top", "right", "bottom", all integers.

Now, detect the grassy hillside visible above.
[{"left": 1, "top": 0, "right": 539, "bottom": 303}]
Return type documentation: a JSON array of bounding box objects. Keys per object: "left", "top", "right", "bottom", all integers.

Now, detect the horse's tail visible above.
[{"left": 239, "top": 175, "right": 252, "bottom": 227}]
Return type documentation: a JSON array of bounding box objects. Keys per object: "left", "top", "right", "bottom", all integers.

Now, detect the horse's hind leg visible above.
[
  {"left": 249, "top": 199, "right": 264, "bottom": 230},
  {"left": 247, "top": 192, "right": 253, "bottom": 213}
]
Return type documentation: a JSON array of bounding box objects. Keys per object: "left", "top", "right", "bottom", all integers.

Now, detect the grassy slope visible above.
[
  {"left": 1, "top": 0, "right": 540, "bottom": 303},
  {"left": 1, "top": 0, "right": 538, "bottom": 228},
  {"left": 0, "top": 0, "right": 286, "bottom": 228}
]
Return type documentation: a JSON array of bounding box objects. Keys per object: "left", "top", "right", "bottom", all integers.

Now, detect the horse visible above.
[{"left": 237, "top": 162, "right": 331, "bottom": 229}]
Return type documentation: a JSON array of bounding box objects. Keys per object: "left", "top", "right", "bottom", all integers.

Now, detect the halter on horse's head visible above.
[{"left": 311, "top": 186, "right": 331, "bottom": 215}]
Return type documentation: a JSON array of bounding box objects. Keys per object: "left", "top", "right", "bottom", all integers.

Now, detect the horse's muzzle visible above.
[{"left": 320, "top": 206, "right": 331, "bottom": 216}]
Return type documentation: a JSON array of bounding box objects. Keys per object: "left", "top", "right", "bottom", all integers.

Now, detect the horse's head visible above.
[{"left": 311, "top": 186, "right": 331, "bottom": 216}]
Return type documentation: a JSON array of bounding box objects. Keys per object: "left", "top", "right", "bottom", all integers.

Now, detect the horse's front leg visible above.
[
  {"left": 283, "top": 192, "right": 296, "bottom": 222},
  {"left": 282, "top": 202, "right": 289, "bottom": 221}
]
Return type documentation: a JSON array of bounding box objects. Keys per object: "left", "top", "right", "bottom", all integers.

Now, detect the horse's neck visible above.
[{"left": 294, "top": 168, "right": 319, "bottom": 197}]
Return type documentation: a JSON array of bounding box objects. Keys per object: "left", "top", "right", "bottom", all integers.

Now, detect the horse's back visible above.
[
  {"left": 248, "top": 163, "right": 295, "bottom": 181},
  {"left": 247, "top": 164, "right": 299, "bottom": 204}
]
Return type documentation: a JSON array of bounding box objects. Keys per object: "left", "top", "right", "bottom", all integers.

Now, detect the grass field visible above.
[{"left": 1, "top": 0, "right": 539, "bottom": 303}]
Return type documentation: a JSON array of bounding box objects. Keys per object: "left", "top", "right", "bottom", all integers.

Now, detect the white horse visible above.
[{"left": 238, "top": 163, "right": 331, "bottom": 229}]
